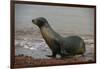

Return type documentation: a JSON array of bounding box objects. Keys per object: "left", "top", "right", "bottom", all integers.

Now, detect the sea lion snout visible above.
[
  {"left": 32, "top": 19, "right": 34, "bottom": 22},
  {"left": 32, "top": 19, "right": 37, "bottom": 25}
]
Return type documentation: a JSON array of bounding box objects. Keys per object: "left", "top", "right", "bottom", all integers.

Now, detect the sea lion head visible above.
[{"left": 32, "top": 17, "right": 48, "bottom": 27}]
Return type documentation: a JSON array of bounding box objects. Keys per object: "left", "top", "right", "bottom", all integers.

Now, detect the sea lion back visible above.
[{"left": 61, "top": 36, "right": 85, "bottom": 56}]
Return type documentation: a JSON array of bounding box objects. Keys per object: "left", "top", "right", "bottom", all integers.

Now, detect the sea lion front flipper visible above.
[{"left": 46, "top": 39, "right": 61, "bottom": 58}]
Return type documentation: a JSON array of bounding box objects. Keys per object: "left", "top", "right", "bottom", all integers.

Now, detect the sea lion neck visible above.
[{"left": 40, "top": 22, "right": 62, "bottom": 40}]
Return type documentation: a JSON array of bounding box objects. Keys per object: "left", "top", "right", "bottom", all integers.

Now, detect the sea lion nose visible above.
[{"left": 32, "top": 19, "right": 34, "bottom": 22}]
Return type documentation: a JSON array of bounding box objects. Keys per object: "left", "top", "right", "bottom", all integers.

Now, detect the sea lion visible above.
[{"left": 32, "top": 17, "right": 85, "bottom": 58}]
